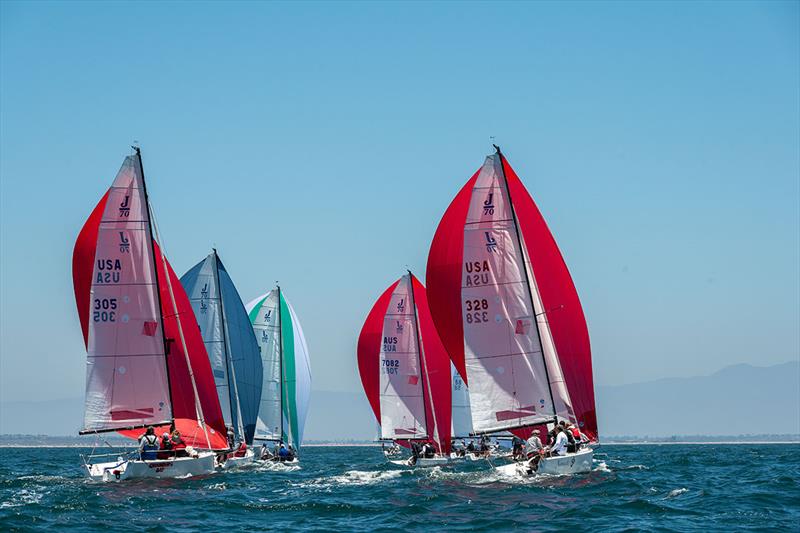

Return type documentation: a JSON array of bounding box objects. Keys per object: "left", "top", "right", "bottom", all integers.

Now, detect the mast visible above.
[
  {"left": 277, "top": 284, "right": 287, "bottom": 444},
  {"left": 493, "top": 144, "right": 559, "bottom": 428},
  {"left": 212, "top": 249, "right": 246, "bottom": 444},
  {"left": 406, "top": 271, "right": 431, "bottom": 444},
  {"left": 135, "top": 146, "right": 176, "bottom": 428}
]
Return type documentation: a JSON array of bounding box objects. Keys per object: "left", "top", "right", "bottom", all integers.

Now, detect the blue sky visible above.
[{"left": 1, "top": 1, "right": 798, "bottom": 404}]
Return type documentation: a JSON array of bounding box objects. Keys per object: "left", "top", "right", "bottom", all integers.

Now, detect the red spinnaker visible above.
[
  {"left": 357, "top": 280, "right": 399, "bottom": 424},
  {"left": 426, "top": 153, "right": 597, "bottom": 440}
]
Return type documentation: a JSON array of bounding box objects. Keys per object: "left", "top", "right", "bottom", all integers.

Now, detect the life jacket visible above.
[
  {"left": 234, "top": 442, "right": 247, "bottom": 457},
  {"left": 571, "top": 427, "right": 581, "bottom": 440},
  {"left": 141, "top": 434, "right": 158, "bottom": 450}
]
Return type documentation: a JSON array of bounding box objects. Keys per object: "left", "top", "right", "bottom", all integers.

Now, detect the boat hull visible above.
[
  {"left": 216, "top": 448, "right": 255, "bottom": 470},
  {"left": 85, "top": 451, "right": 217, "bottom": 482},
  {"left": 496, "top": 448, "right": 594, "bottom": 477},
  {"left": 390, "top": 455, "right": 450, "bottom": 467}
]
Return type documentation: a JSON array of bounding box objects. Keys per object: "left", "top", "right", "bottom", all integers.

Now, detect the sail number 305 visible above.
[
  {"left": 465, "top": 298, "right": 489, "bottom": 324},
  {"left": 93, "top": 298, "right": 117, "bottom": 322}
]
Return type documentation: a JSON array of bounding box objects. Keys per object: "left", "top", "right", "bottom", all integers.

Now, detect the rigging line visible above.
[
  {"left": 493, "top": 147, "right": 559, "bottom": 426},
  {"left": 213, "top": 250, "right": 246, "bottom": 443},
  {"left": 148, "top": 197, "right": 212, "bottom": 449},
  {"left": 408, "top": 271, "right": 440, "bottom": 451}
]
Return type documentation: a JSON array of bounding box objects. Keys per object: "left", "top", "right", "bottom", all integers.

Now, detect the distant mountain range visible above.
[{"left": 2, "top": 361, "right": 797, "bottom": 439}]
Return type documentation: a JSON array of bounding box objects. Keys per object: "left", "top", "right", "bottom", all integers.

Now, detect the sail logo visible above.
[
  {"left": 118, "top": 232, "right": 130, "bottom": 253},
  {"left": 396, "top": 320, "right": 404, "bottom": 334},
  {"left": 262, "top": 330, "right": 269, "bottom": 342},
  {"left": 119, "top": 195, "right": 130, "bottom": 217},
  {"left": 396, "top": 298, "right": 405, "bottom": 313},
  {"left": 95, "top": 259, "right": 122, "bottom": 284},
  {"left": 199, "top": 283, "right": 209, "bottom": 313},
  {"left": 264, "top": 310, "right": 272, "bottom": 323},
  {"left": 383, "top": 336, "right": 398, "bottom": 353},
  {"left": 483, "top": 192, "right": 495, "bottom": 215},
  {"left": 464, "top": 260, "right": 490, "bottom": 287},
  {"left": 485, "top": 232, "right": 498, "bottom": 253}
]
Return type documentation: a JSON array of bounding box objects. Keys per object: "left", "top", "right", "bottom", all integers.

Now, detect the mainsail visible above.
[
  {"left": 426, "top": 148, "right": 597, "bottom": 440},
  {"left": 181, "top": 250, "right": 263, "bottom": 445},
  {"left": 450, "top": 362, "right": 473, "bottom": 438},
  {"left": 72, "top": 150, "right": 228, "bottom": 450},
  {"left": 357, "top": 273, "right": 452, "bottom": 453},
  {"left": 246, "top": 288, "right": 312, "bottom": 448}
]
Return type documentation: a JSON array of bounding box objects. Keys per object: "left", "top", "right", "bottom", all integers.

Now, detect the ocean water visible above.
[{"left": 0, "top": 444, "right": 798, "bottom": 531}]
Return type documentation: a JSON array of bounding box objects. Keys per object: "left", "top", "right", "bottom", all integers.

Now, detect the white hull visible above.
[
  {"left": 267, "top": 457, "right": 299, "bottom": 465},
  {"left": 85, "top": 451, "right": 217, "bottom": 482},
  {"left": 496, "top": 448, "right": 594, "bottom": 477},
  {"left": 390, "top": 455, "right": 450, "bottom": 467},
  {"left": 216, "top": 448, "right": 256, "bottom": 470}
]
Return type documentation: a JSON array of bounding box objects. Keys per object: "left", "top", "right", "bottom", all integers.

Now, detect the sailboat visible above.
[
  {"left": 180, "top": 250, "right": 263, "bottom": 468},
  {"left": 357, "top": 272, "right": 452, "bottom": 467},
  {"left": 426, "top": 146, "right": 597, "bottom": 476},
  {"left": 72, "top": 148, "right": 229, "bottom": 481},
  {"left": 245, "top": 286, "right": 312, "bottom": 463}
]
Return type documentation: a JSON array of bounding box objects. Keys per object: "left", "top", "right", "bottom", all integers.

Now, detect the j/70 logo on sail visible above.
[
  {"left": 396, "top": 320, "right": 404, "bottom": 334},
  {"left": 119, "top": 195, "right": 130, "bottom": 217},
  {"left": 264, "top": 310, "right": 272, "bottom": 323},
  {"left": 483, "top": 192, "right": 495, "bottom": 215},
  {"left": 485, "top": 232, "right": 498, "bottom": 253},
  {"left": 119, "top": 232, "right": 130, "bottom": 253},
  {"left": 199, "top": 283, "right": 209, "bottom": 313},
  {"left": 396, "top": 298, "right": 405, "bottom": 313}
]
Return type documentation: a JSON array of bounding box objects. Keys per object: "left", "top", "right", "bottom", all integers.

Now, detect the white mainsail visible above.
[
  {"left": 83, "top": 156, "right": 172, "bottom": 432},
  {"left": 450, "top": 363, "right": 473, "bottom": 438},
  {"left": 181, "top": 257, "right": 234, "bottom": 430},
  {"left": 248, "top": 289, "right": 282, "bottom": 441},
  {"left": 379, "top": 274, "right": 427, "bottom": 440},
  {"left": 461, "top": 155, "right": 572, "bottom": 433}
]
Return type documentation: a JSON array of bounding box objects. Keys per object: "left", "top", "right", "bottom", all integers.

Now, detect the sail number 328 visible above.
[
  {"left": 465, "top": 298, "right": 489, "bottom": 324},
  {"left": 93, "top": 298, "right": 117, "bottom": 322}
]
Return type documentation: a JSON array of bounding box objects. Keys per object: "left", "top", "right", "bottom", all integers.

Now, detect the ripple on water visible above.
[{"left": 0, "top": 445, "right": 798, "bottom": 531}]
